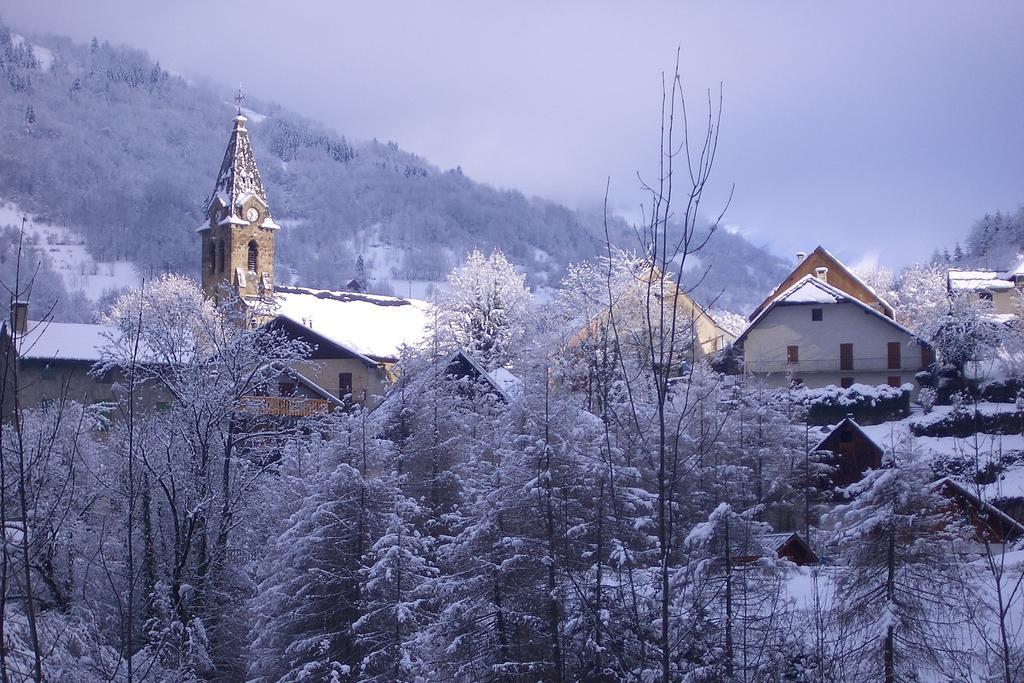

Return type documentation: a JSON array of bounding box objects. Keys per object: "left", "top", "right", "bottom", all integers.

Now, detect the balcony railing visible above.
[
  {"left": 238, "top": 395, "right": 331, "bottom": 417},
  {"left": 745, "top": 357, "right": 921, "bottom": 374}
]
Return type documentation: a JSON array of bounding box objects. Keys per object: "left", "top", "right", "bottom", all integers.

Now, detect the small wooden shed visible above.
[{"left": 814, "top": 417, "right": 884, "bottom": 488}]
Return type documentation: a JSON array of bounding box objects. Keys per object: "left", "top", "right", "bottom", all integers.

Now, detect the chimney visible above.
[
  {"left": 815, "top": 267, "right": 829, "bottom": 283},
  {"left": 10, "top": 300, "right": 27, "bottom": 334},
  {"left": 796, "top": 251, "right": 806, "bottom": 264}
]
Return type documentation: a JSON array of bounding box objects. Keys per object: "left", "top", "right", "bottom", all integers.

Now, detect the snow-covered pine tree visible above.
[
  {"left": 434, "top": 250, "right": 532, "bottom": 370},
  {"left": 679, "top": 503, "right": 789, "bottom": 681},
  {"left": 354, "top": 491, "right": 438, "bottom": 682},
  {"left": 248, "top": 410, "right": 395, "bottom": 682},
  {"left": 830, "top": 442, "right": 972, "bottom": 682}
]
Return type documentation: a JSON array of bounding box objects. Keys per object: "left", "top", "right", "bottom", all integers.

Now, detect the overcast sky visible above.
[{"left": 4, "top": 1, "right": 1023, "bottom": 268}]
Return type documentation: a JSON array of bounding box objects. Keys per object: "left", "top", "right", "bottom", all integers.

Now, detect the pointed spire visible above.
[{"left": 206, "top": 112, "right": 273, "bottom": 224}]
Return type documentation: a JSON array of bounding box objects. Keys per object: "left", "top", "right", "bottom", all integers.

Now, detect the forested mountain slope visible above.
[
  {"left": 0, "top": 18, "right": 789, "bottom": 315},
  {"left": 940, "top": 206, "right": 1024, "bottom": 269}
]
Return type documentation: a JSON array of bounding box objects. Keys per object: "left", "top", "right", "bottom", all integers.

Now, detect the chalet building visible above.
[
  {"left": 757, "top": 532, "right": 819, "bottom": 566},
  {"left": 749, "top": 246, "right": 895, "bottom": 321},
  {"left": 946, "top": 256, "right": 1024, "bottom": 316},
  {"left": 813, "top": 417, "right": 884, "bottom": 489},
  {"left": 735, "top": 249, "right": 933, "bottom": 391},
  {"left": 199, "top": 114, "right": 429, "bottom": 410},
  {"left": 931, "top": 477, "right": 1024, "bottom": 550},
  {"left": 573, "top": 267, "right": 736, "bottom": 369},
  {"left": 0, "top": 303, "right": 135, "bottom": 421}
]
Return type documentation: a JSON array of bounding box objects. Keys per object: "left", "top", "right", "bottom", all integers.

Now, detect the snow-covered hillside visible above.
[{"left": 0, "top": 201, "right": 141, "bottom": 300}]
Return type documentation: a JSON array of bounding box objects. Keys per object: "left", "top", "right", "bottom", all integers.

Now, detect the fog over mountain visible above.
[{"left": 0, "top": 17, "right": 790, "bottom": 317}]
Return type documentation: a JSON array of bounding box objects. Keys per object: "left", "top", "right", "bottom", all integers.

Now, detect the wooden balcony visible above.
[{"left": 238, "top": 395, "right": 331, "bottom": 417}]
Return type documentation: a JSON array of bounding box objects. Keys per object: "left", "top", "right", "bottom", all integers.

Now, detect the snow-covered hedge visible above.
[{"left": 792, "top": 383, "right": 912, "bottom": 426}]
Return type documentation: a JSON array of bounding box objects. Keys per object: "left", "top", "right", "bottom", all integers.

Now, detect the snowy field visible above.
[{"left": 0, "top": 201, "right": 142, "bottom": 301}]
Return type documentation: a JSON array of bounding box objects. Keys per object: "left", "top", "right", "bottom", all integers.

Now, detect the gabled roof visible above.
[
  {"left": 274, "top": 285, "right": 430, "bottom": 363},
  {"left": 812, "top": 416, "right": 883, "bottom": 454},
  {"left": 735, "top": 275, "right": 927, "bottom": 348},
  {"left": 9, "top": 319, "right": 117, "bottom": 363},
  {"left": 278, "top": 367, "right": 345, "bottom": 407},
  {"left": 444, "top": 349, "right": 520, "bottom": 402},
  {"left": 749, "top": 246, "right": 894, "bottom": 321},
  {"left": 947, "top": 269, "right": 1015, "bottom": 292},
  {"left": 931, "top": 477, "right": 1024, "bottom": 542},
  {"left": 758, "top": 532, "right": 819, "bottom": 565},
  {"left": 199, "top": 115, "right": 276, "bottom": 232},
  {"left": 265, "top": 314, "right": 380, "bottom": 367}
]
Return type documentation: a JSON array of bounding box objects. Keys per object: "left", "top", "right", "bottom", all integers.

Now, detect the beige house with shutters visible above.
[{"left": 735, "top": 271, "right": 933, "bottom": 391}]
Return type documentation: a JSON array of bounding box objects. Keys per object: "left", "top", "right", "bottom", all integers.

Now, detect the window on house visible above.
[
  {"left": 841, "top": 377, "right": 854, "bottom": 389},
  {"left": 218, "top": 240, "right": 226, "bottom": 272},
  {"left": 811, "top": 308, "right": 823, "bottom": 321},
  {"left": 338, "top": 372, "right": 353, "bottom": 403},
  {"left": 247, "top": 241, "right": 258, "bottom": 272},
  {"left": 979, "top": 291, "right": 993, "bottom": 302},
  {"left": 787, "top": 345, "right": 799, "bottom": 363},
  {"left": 840, "top": 343, "right": 854, "bottom": 371},
  {"left": 887, "top": 376, "right": 902, "bottom": 388},
  {"left": 887, "top": 342, "right": 901, "bottom": 370}
]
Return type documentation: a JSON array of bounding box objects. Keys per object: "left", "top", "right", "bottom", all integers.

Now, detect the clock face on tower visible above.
[{"left": 246, "top": 207, "right": 259, "bottom": 222}]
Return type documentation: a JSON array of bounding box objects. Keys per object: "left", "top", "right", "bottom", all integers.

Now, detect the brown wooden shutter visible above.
[
  {"left": 787, "top": 345, "right": 799, "bottom": 363},
  {"left": 887, "top": 342, "right": 901, "bottom": 370},
  {"left": 840, "top": 343, "right": 853, "bottom": 371}
]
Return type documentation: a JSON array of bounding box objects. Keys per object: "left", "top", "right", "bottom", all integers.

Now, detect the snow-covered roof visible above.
[
  {"left": 774, "top": 277, "right": 843, "bottom": 305},
  {"left": 1006, "top": 255, "right": 1024, "bottom": 277},
  {"left": 815, "top": 246, "right": 895, "bottom": 314},
  {"left": 274, "top": 285, "right": 430, "bottom": 362},
  {"left": 752, "top": 246, "right": 895, "bottom": 321},
  {"left": 947, "top": 270, "right": 1015, "bottom": 292},
  {"left": 488, "top": 367, "right": 522, "bottom": 399},
  {"left": 736, "top": 275, "right": 927, "bottom": 347},
  {"left": 13, "top": 320, "right": 116, "bottom": 362},
  {"left": 931, "top": 477, "right": 1024, "bottom": 538},
  {"left": 812, "top": 416, "right": 881, "bottom": 454}
]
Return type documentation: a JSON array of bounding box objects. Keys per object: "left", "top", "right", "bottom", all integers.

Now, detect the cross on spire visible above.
[{"left": 234, "top": 85, "right": 245, "bottom": 114}]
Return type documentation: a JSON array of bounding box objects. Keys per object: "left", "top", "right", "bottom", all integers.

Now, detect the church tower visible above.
[{"left": 199, "top": 114, "right": 279, "bottom": 300}]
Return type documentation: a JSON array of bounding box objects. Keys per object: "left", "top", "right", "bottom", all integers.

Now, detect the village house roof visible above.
[
  {"left": 734, "top": 275, "right": 927, "bottom": 348},
  {"left": 443, "top": 349, "right": 521, "bottom": 402},
  {"left": 758, "top": 532, "right": 819, "bottom": 565},
  {"left": 931, "top": 477, "right": 1024, "bottom": 543},
  {"left": 274, "top": 285, "right": 430, "bottom": 363},
  {"left": 947, "top": 269, "right": 1016, "bottom": 293},
  {"left": 812, "top": 416, "right": 882, "bottom": 454},
  {"left": 749, "top": 245, "right": 895, "bottom": 321},
  {"left": 265, "top": 314, "right": 381, "bottom": 367},
  {"left": 9, "top": 319, "right": 118, "bottom": 362}
]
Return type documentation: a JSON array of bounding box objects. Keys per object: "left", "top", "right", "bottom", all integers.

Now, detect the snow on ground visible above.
[
  {"left": 0, "top": 201, "right": 142, "bottom": 301},
  {"left": 835, "top": 403, "right": 1024, "bottom": 501},
  {"left": 11, "top": 34, "right": 54, "bottom": 71}
]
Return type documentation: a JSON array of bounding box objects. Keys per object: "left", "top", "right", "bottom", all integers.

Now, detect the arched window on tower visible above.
[
  {"left": 248, "top": 241, "right": 258, "bottom": 272},
  {"left": 207, "top": 240, "right": 216, "bottom": 273},
  {"left": 218, "top": 239, "right": 226, "bottom": 272}
]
